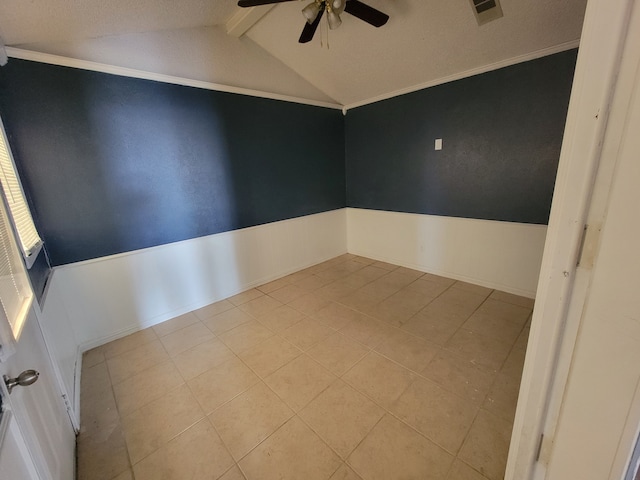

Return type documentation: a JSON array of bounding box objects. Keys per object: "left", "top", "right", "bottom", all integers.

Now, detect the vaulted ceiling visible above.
[{"left": 0, "top": 0, "right": 587, "bottom": 108}]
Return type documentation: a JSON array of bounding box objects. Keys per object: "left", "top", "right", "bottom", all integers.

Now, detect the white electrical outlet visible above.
[{"left": 435, "top": 138, "right": 443, "bottom": 150}]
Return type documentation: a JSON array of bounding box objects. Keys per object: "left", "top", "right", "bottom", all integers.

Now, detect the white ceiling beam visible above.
[{"left": 226, "top": 5, "right": 275, "bottom": 38}]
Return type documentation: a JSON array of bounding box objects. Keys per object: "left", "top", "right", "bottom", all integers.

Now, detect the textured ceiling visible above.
[
  {"left": 0, "top": 0, "right": 237, "bottom": 44},
  {"left": 0, "top": 0, "right": 588, "bottom": 107},
  {"left": 248, "top": 0, "right": 587, "bottom": 105}
]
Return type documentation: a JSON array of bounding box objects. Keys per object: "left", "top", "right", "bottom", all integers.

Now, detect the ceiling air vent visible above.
[{"left": 469, "top": 0, "right": 503, "bottom": 26}]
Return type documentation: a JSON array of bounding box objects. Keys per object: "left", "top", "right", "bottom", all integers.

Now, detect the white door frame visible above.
[{"left": 506, "top": 0, "right": 638, "bottom": 478}]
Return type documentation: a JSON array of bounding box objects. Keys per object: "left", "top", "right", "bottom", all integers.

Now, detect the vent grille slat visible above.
[{"left": 475, "top": 0, "right": 497, "bottom": 14}]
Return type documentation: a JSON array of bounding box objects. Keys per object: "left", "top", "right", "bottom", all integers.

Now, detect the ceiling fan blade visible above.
[
  {"left": 344, "top": 0, "right": 389, "bottom": 27},
  {"left": 237, "top": 0, "right": 295, "bottom": 7},
  {"left": 299, "top": 7, "right": 325, "bottom": 43}
]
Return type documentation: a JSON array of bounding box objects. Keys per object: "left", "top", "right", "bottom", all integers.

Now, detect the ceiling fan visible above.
[{"left": 237, "top": 0, "right": 389, "bottom": 43}]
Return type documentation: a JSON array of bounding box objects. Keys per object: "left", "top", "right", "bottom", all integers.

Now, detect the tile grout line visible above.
[{"left": 80, "top": 254, "right": 529, "bottom": 480}]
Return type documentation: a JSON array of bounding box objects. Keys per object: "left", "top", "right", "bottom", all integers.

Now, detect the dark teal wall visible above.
[
  {"left": 0, "top": 50, "right": 577, "bottom": 277},
  {"left": 0, "top": 60, "right": 346, "bottom": 266},
  {"left": 345, "top": 49, "right": 577, "bottom": 224}
]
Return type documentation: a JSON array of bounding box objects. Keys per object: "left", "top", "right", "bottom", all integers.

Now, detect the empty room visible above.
[{"left": 1, "top": 0, "right": 639, "bottom": 480}]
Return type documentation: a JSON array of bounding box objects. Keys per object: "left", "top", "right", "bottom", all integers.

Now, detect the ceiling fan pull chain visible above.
[
  {"left": 325, "top": 12, "right": 329, "bottom": 50},
  {"left": 326, "top": 15, "right": 330, "bottom": 49}
]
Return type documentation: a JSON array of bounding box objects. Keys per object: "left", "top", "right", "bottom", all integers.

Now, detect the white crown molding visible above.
[
  {"left": 342, "top": 39, "right": 581, "bottom": 112},
  {"left": 6, "top": 40, "right": 579, "bottom": 113},
  {"left": 4, "top": 47, "right": 343, "bottom": 110}
]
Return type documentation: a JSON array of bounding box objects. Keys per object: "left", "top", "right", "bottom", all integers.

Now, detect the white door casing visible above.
[
  {"left": 543, "top": 1, "right": 640, "bottom": 476},
  {"left": 507, "top": 0, "right": 640, "bottom": 477}
]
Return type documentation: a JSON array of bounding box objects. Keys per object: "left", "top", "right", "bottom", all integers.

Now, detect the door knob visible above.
[{"left": 3, "top": 370, "right": 39, "bottom": 394}]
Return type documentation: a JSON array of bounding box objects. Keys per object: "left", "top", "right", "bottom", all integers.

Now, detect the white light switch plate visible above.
[{"left": 435, "top": 138, "right": 443, "bottom": 150}]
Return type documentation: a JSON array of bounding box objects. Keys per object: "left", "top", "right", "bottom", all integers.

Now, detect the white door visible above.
[
  {"left": 0, "top": 414, "right": 40, "bottom": 480},
  {"left": 0, "top": 307, "right": 76, "bottom": 480}
]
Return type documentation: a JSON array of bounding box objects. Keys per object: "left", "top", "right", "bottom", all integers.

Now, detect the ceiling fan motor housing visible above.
[{"left": 237, "top": 0, "right": 389, "bottom": 43}]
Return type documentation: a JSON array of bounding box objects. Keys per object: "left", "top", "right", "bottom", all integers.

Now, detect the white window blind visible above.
[
  {"left": 0, "top": 119, "right": 42, "bottom": 259},
  {"left": 0, "top": 182, "right": 33, "bottom": 346}
]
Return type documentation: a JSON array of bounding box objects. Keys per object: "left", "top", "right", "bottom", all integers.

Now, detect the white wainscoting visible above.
[
  {"left": 46, "top": 209, "right": 347, "bottom": 354},
  {"left": 347, "top": 208, "right": 547, "bottom": 298},
  {"left": 42, "top": 206, "right": 547, "bottom": 419}
]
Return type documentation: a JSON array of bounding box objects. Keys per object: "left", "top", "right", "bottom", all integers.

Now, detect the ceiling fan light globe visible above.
[
  {"left": 327, "top": 9, "right": 342, "bottom": 29},
  {"left": 302, "top": 2, "right": 321, "bottom": 24},
  {"left": 332, "top": 0, "right": 346, "bottom": 15}
]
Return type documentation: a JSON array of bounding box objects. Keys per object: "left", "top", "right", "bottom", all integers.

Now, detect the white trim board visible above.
[
  {"left": 4, "top": 47, "right": 343, "bottom": 111},
  {"left": 346, "top": 208, "right": 546, "bottom": 298},
  {"left": 5, "top": 41, "right": 579, "bottom": 112},
  {"left": 55, "top": 210, "right": 345, "bottom": 271}
]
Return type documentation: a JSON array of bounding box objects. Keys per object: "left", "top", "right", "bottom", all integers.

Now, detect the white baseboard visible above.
[{"left": 347, "top": 208, "right": 546, "bottom": 298}]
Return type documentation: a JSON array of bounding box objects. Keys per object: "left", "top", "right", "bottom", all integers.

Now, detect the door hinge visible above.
[
  {"left": 577, "top": 223, "right": 602, "bottom": 268},
  {"left": 61, "top": 393, "right": 71, "bottom": 412},
  {"left": 61, "top": 393, "right": 79, "bottom": 434}
]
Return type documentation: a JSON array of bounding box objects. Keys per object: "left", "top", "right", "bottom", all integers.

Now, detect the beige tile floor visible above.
[{"left": 78, "top": 254, "right": 533, "bottom": 480}]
